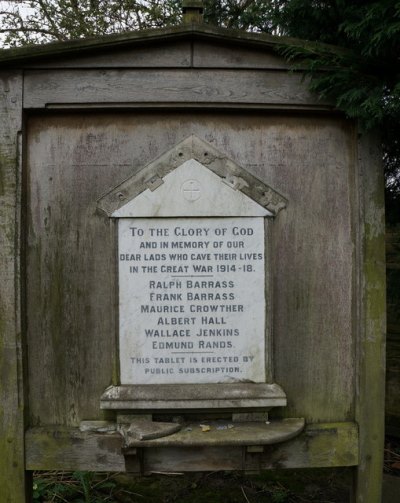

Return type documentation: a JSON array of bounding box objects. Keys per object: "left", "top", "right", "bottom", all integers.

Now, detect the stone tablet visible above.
[{"left": 118, "top": 217, "right": 266, "bottom": 384}]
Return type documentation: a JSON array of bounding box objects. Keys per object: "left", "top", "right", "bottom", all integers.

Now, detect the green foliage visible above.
[
  {"left": 0, "top": 1, "right": 282, "bottom": 46},
  {"left": 32, "top": 471, "right": 117, "bottom": 502},
  {"left": 275, "top": 1, "right": 400, "bottom": 128},
  {"left": 1, "top": 0, "right": 398, "bottom": 211},
  {"left": 274, "top": 1, "right": 400, "bottom": 216},
  {"left": 1, "top": 1, "right": 398, "bottom": 134},
  {"left": 0, "top": 1, "right": 182, "bottom": 46},
  {"left": 271, "top": 488, "right": 289, "bottom": 502},
  {"left": 202, "top": 0, "right": 279, "bottom": 32},
  {"left": 32, "top": 479, "right": 47, "bottom": 501}
]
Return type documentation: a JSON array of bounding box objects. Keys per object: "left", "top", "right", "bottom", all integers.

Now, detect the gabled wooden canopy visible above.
[
  {"left": 98, "top": 135, "right": 287, "bottom": 218},
  {"left": 0, "top": 23, "right": 346, "bottom": 68}
]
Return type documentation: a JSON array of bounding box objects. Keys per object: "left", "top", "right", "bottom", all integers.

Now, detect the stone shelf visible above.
[
  {"left": 123, "top": 418, "right": 305, "bottom": 447},
  {"left": 100, "top": 383, "right": 287, "bottom": 410}
]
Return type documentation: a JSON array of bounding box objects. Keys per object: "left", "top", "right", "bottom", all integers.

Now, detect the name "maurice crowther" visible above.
[{"left": 141, "top": 303, "right": 243, "bottom": 313}]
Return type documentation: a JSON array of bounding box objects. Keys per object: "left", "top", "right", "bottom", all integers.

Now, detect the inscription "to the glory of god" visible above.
[{"left": 118, "top": 217, "right": 266, "bottom": 384}]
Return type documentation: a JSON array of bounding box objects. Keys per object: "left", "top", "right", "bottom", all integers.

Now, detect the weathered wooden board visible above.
[
  {"left": 355, "top": 132, "right": 386, "bottom": 502},
  {"left": 192, "top": 41, "right": 291, "bottom": 69},
  {"left": 146, "top": 422, "right": 359, "bottom": 473},
  {"left": 25, "top": 422, "right": 358, "bottom": 472},
  {"left": 26, "top": 118, "right": 120, "bottom": 426},
  {"left": 0, "top": 25, "right": 302, "bottom": 69},
  {"left": 23, "top": 69, "right": 330, "bottom": 109},
  {"left": 23, "top": 40, "right": 192, "bottom": 69},
  {"left": 27, "top": 113, "right": 355, "bottom": 426},
  {"left": 25, "top": 427, "right": 128, "bottom": 472},
  {"left": 0, "top": 72, "right": 29, "bottom": 501},
  {"left": 0, "top": 23, "right": 386, "bottom": 503},
  {"left": 266, "top": 118, "right": 355, "bottom": 422},
  {"left": 22, "top": 39, "right": 287, "bottom": 70}
]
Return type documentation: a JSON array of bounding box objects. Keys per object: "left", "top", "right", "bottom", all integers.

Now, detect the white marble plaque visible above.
[
  {"left": 112, "top": 159, "right": 272, "bottom": 218},
  {"left": 118, "top": 217, "right": 266, "bottom": 384}
]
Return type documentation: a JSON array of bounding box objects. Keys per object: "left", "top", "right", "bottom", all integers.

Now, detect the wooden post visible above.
[
  {"left": 355, "top": 130, "right": 386, "bottom": 502},
  {"left": 0, "top": 72, "right": 29, "bottom": 502},
  {"left": 182, "top": 0, "right": 204, "bottom": 24}
]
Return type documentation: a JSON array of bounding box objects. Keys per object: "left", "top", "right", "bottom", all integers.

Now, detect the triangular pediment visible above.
[
  {"left": 0, "top": 25, "right": 295, "bottom": 68},
  {"left": 112, "top": 158, "right": 269, "bottom": 217},
  {"left": 97, "top": 135, "right": 286, "bottom": 217}
]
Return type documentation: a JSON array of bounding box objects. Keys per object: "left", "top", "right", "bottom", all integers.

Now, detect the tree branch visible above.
[
  {"left": 0, "top": 27, "right": 65, "bottom": 37},
  {"left": 37, "top": 0, "right": 65, "bottom": 40}
]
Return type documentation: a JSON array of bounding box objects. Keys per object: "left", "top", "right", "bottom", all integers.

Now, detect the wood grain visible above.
[
  {"left": 23, "top": 69, "right": 329, "bottom": 109},
  {"left": 192, "top": 41, "right": 291, "bottom": 69},
  {"left": 26, "top": 113, "right": 355, "bottom": 426},
  {"left": 25, "top": 422, "right": 358, "bottom": 472},
  {"left": 0, "top": 27, "right": 385, "bottom": 495},
  {"left": 355, "top": 131, "right": 386, "bottom": 502},
  {"left": 23, "top": 40, "right": 192, "bottom": 69},
  {"left": 0, "top": 71, "right": 29, "bottom": 501}
]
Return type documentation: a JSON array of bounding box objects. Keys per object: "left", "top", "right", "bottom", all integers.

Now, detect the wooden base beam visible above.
[{"left": 26, "top": 422, "right": 358, "bottom": 473}]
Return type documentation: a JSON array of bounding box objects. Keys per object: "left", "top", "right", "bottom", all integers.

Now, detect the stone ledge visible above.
[
  {"left": 120, "top": 417, "right": 305, "bottom": 447},
  {"left": 100, "top": 383, "right": 287, "bottom": 410}
]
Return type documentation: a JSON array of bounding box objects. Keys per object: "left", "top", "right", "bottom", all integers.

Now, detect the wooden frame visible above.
[
  {"left": 26, "top": 422, "right": 357, "bottom": 473},
  {"left": 355, "top": 131, "right": 386, "bottom": 501},
  {"left": 0, "top": 71, "right": 30, "bottom": 501},
  {"left": 0, "top": 25, "right": 386, "bottom": 502}
]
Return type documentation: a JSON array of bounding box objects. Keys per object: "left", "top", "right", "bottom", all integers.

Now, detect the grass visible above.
[
  {"left": 31, "top": 436, "right": 400, "bottom": 502},
  {"left": 32, "top": 468, "right": 353, "bottom": 503}
]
